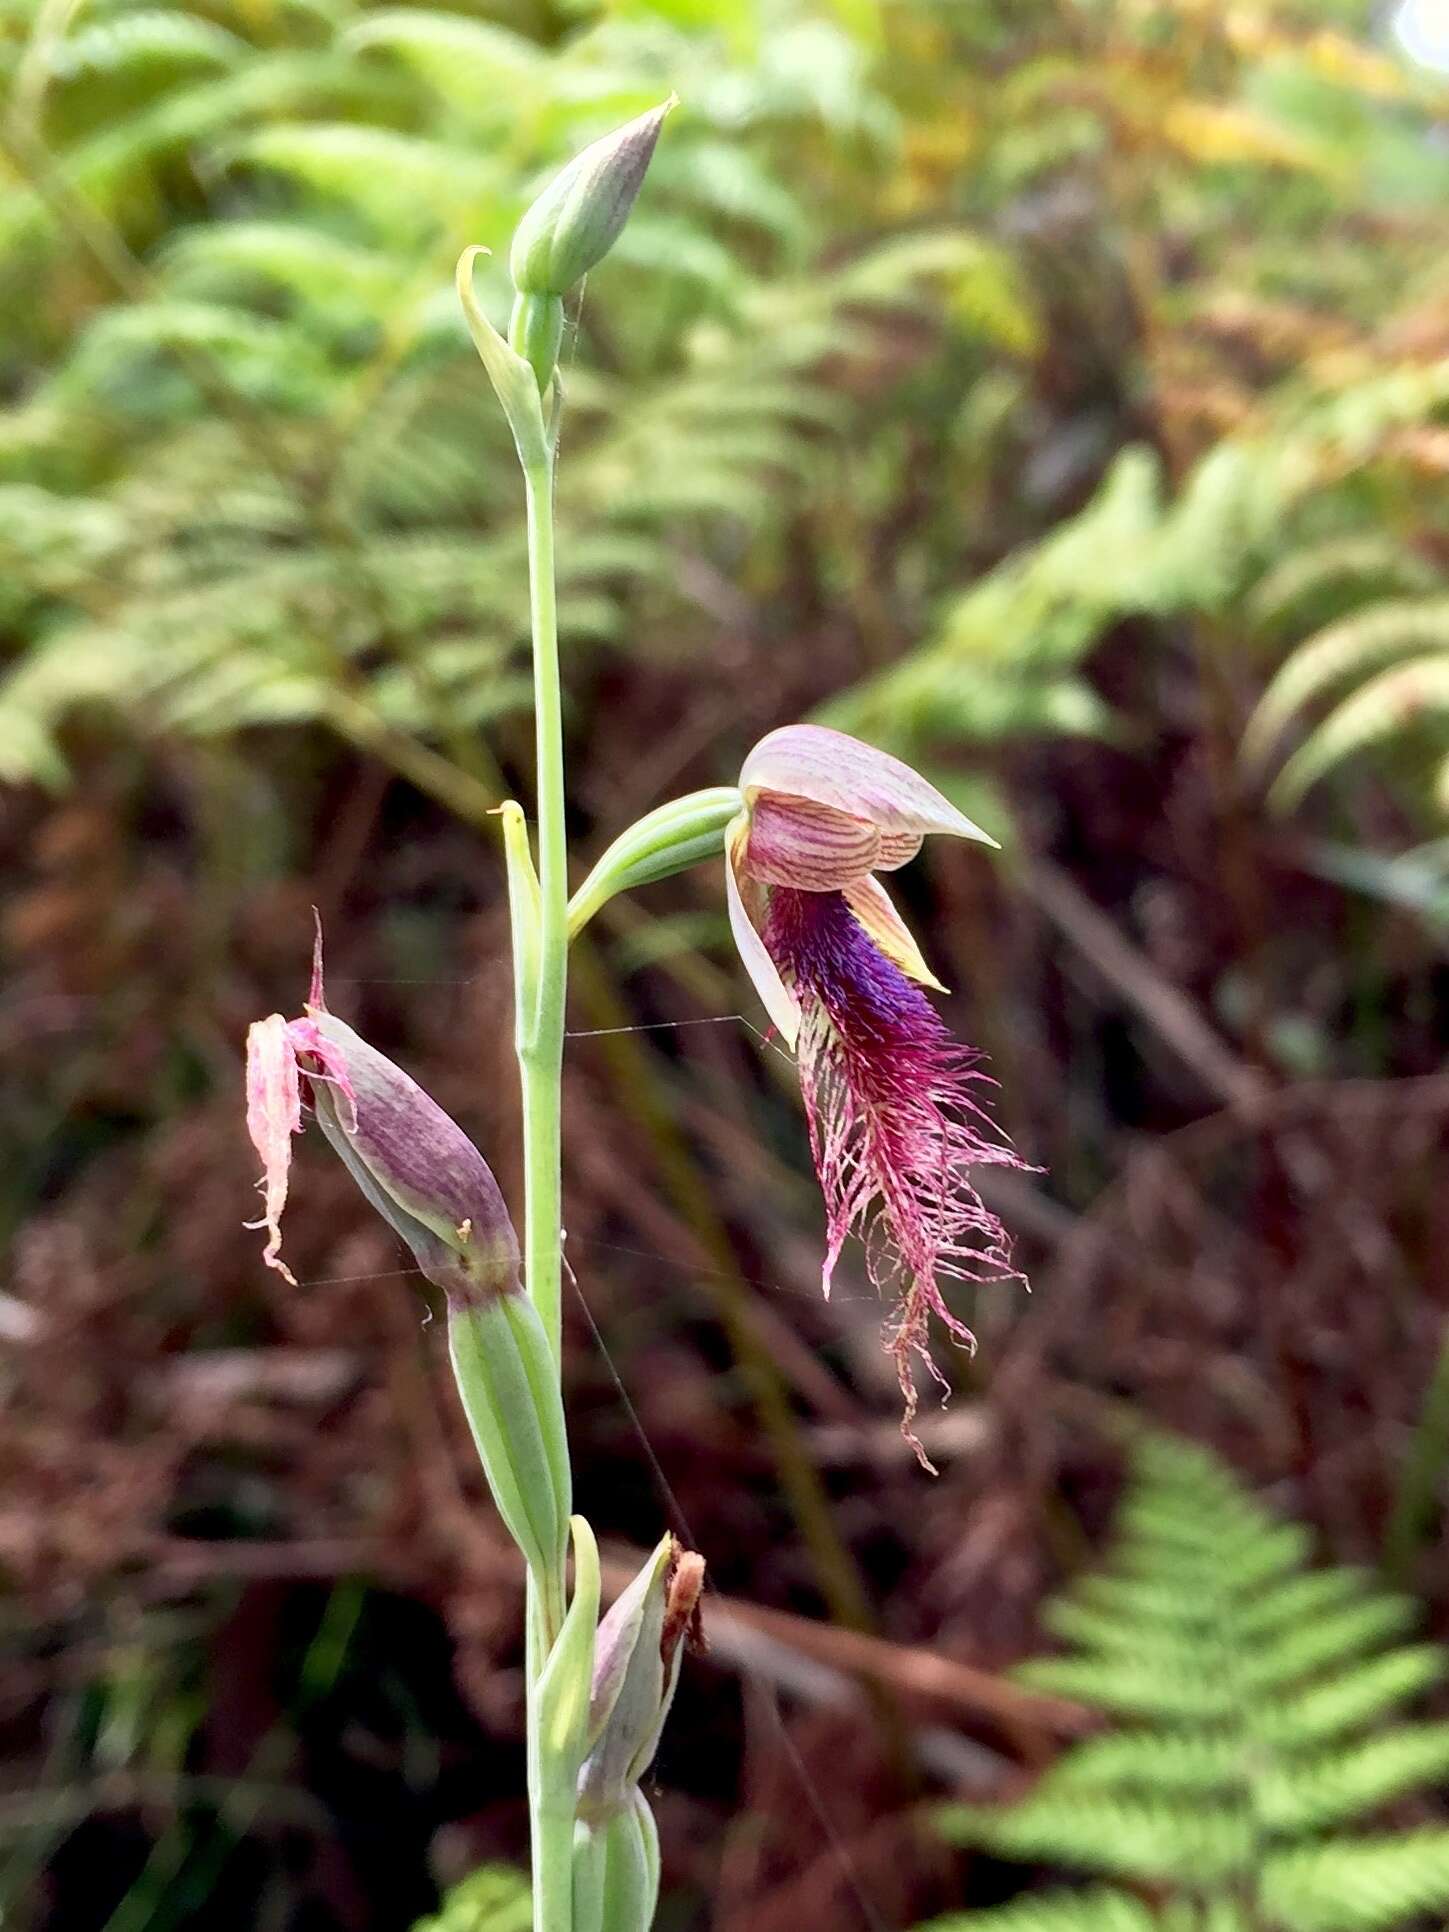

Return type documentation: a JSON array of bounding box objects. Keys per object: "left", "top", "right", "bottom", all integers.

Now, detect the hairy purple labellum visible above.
[
  {"left": 725, "top": 726, "right": 1028, "bottom": 1466},
  {"left": 763, "top": 887, "right": 1025, "bottom": 1469}
]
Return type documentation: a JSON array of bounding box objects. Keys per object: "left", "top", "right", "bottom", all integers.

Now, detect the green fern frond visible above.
[
  {"left": 1260, "top": 1831, "right": 1449, "bottom": 1931},
  {"left": 940, "top": 1791, "right": 1253, "bottom": 1887},
  {"left": 1247, "top": 598, "right": 1449, "bottom": 763},
  {"left": 1252, "top": 1644, "right": 1447, "bottom": 1750},
  {"left": 1237, "top": 1595, "right": 1417, "bottom": 1697},
  {"left": 926, "top": 1436, "right": 1449, "bottom": 1929},
  {"left": 1013, "top": 1654, "right": 1238, "bottom": 1726},
  {"left": 229, "top": 123, "right": 502, "bottom": 232},
  {"left": 922, "top": 1889, "right": 1162, "bottom": 1932},
  {"left": 158, "top": 222, "right": 397, "bottom": 314},
  {"left": 1268, "top": 655, "right": 1449, "bottom": 809},
  {"left": 1234, "top": 1568, "right": 1376, "bottom": 1644},
  {"left": 342, "top": 8, "right": 544, "bottom": 114},
  {"left": 1045, "top": 1732, "right": 1244, "bottom": 1798},
  {"left": 1247, "top": 537, "right": 1440, "bottom": 640},
  {"left": 51, "top": 299, "right": 335, "bottom": 413},
  {"left": 1256, "top": 1723, "right": 1449, "bottom": 1835},
  {"left": 42, "top": 10, "right": 248, "bottom": 84},
  {"left": 663, "top": 139, "right": 811, "bottom": 249}
]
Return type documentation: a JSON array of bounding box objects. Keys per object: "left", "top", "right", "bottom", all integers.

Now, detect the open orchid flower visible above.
[{"left": 727, "top": 724, "right": 1026, "bottom": 1464}]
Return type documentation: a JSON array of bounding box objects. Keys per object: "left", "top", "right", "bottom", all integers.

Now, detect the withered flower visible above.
[{"left": 245, "top": 925, "right": 518, "bottom": 1306}]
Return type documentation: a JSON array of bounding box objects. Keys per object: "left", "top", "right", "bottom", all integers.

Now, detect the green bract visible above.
[
  {"left": 572, "top": 1795, "right": 659, "bottom": 1932},
  {"left": 448, "top": 1297, "right": 572, "bottom": 1605}
]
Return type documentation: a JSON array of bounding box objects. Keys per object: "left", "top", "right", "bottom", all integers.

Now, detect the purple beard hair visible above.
[{"left": 763, "top": 885, "right": 1025, "bottom": 1469}]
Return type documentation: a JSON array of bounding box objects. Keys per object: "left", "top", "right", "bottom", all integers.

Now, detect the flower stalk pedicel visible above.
[{"left": 567, "top": 785, "right": 742, "bottom": 937}]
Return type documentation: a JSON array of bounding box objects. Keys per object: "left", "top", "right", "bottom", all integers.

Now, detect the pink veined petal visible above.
[
  {"left": 244, "top": 995, "right": 360, "bottom": 1286},
  {"left": 244, "top": 1014, "right": 303, "bottom": 1285},
  {"left": 725, "top": 816, "right": 800, "bottom": 1048},
  {"left": 874, "top": 829, "right": 924, "bottom": 871},
  {"left": 287, "top": 1017, "right": 358, "bottom": 1130},
  {"left": 743, "top": 793, "right": 880, "bottom": 890},
  {"left": 843, "top": 873, "right": 947, "bottom": 993},
  {"left": 741, "top": 724, "right": 998, "bottom": 848}
]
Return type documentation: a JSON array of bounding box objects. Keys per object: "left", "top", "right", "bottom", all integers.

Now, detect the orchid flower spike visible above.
[
  {"left": 726, "top": 724, "right": 1026, "bottom": 1466},
  {"left": 245, "top": 922, "right": 519, "bottom": 1307}
]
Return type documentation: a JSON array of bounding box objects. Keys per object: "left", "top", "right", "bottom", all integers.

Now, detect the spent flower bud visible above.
[
  {"left": 244, "top": 923, "right": 518, "bottom": 1306},
  {"left": 577, "top": 1533, "right": 704, "bottom": 1826},
  {"left": 245, "top": 922, "right": 570, "bottom": 1583},
  {"left": 510, "top": 101, "right": 674, "bottom": 303}
]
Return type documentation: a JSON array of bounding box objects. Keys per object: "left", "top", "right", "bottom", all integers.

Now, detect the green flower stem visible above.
[
  {"left": 517, "top": 444, "right": 577, "bottom": 1932},
  {"left": 521, "top": 452, "right": 568, "bottom": 1365}
]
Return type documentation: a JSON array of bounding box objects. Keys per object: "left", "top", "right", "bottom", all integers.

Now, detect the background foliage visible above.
[
  {"left": 926, "top": 1435, "right": 1449, "bottom": 1931},
  {"left": 2, "top": 0, "right": 1448, "bottom": 1925}
]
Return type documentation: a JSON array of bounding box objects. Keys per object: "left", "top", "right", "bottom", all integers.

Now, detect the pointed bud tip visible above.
[
  {"left": 308, "top": 908, "right": 326, "bottom": 1010},
  {"left": 509, "top": 101, "right": 674, "bottom": 300}
]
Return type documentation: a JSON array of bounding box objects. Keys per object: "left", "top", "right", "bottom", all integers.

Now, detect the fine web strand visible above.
[
  {"left": 564, "top": 1254, "right": 892, "bottom": 1932},
  {"left": 312, "top": 987, "right": 791, "bottom": 1062},
  {"left": 293, "top": 1241, "right": 883, "bottom": 1307},
  {"left": 286, "top": 1263, "right": 891, "bottom": 1917}
]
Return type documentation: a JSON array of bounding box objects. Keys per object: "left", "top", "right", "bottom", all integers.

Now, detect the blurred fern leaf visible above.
[{"left": 919, "top": 1436, "right": 1449, "bottom": 1932}]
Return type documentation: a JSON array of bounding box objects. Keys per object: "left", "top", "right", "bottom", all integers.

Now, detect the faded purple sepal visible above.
[
  {"left": 763, "top": 887, "right": 1025, "bottom": 1470},
  {"left": 245, "top": 929, "right": 518, "bottom": 1304},
  {"left": 245, "top": 1013, "right": 356, "bottom": 1286}
]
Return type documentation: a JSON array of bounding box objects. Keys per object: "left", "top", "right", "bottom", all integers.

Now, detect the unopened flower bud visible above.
[
  {"left": 244, "top": 923, "right": 517, "bottom": 1307},
  {"left": 509, "top": 101, "right": 673, "bottom": 303},
  {"left": 577, "top": 1534, "right": 705, "bottom": 1826},
  {"left": 572, "top": 1788, "right": 659, "bottom": 1932}
]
